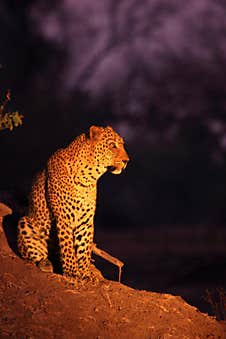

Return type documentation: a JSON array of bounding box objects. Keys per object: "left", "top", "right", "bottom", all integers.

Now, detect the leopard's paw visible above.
[
  {"left": 80, "top": 265, "right": 104, "bottom": 286},
  {"left": 37, "top": 258, "right": 53, "bottom": 273}
]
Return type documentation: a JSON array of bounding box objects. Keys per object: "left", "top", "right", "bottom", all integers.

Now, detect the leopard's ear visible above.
[{"left": 89, "top": 125, "right": 103, "bottom": 141}]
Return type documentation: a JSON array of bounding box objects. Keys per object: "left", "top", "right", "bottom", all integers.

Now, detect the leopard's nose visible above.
[{"left": 123, "top": 153, "right": 130, "bottom": 164}]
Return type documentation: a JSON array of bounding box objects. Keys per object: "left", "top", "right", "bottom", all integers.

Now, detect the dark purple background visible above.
[{"left": 1, "top": 0, "right": 226, "bottom": 316}]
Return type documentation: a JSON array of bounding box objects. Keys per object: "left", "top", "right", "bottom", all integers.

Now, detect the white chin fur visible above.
[{"left": 112, "top": 168, "right": 122, "bottom": 174}]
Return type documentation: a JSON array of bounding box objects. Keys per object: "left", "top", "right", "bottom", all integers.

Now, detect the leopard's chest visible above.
[{"left": 72, "top": 184, "right": 96, "bottom": 223}]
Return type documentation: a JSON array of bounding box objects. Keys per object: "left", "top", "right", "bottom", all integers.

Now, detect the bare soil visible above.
[{"left": 0, "top": 209, "right": 226, "bottom": 338}]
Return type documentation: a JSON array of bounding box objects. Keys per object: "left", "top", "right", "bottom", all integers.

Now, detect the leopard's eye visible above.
[{"left": 109, "top": 142, "right": 117, "bottom": 149}]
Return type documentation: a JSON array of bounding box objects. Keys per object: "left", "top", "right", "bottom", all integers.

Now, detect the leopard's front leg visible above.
[
  {"left": 56, "top": 216, "right": 78, "bottom": 278},
  {"left": 74, "top": 222, "right": 94, "bottom": 280}
]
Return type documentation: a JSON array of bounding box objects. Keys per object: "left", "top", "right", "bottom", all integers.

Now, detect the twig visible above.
[{"left": 92, "top": 243, "right": 124, "bottom": 282}]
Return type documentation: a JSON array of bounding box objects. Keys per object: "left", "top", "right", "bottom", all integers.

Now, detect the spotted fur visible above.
[{"left": 17, "top": 126, "right": 129, "bottom": 280}]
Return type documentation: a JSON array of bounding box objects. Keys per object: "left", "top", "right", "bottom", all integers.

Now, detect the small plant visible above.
[
  {"left": 204, "top": 288, "right": 226, "bottom": 320},
  {"left": 0, "top": 90, "right": 23, "bottom": 131}
]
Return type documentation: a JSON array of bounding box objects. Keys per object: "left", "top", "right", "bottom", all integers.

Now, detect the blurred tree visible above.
[{"left": 26, "top": 0, "right": 226, "bottom": 155}]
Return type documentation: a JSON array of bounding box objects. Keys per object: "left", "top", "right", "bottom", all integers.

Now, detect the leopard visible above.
[{"left": 17, "top": 125, "right": 129, "bottom": 282}]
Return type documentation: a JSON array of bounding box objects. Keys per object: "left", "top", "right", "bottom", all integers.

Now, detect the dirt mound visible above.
[{"left": 0, "top": 209, "right": 225, "bottom": 338}]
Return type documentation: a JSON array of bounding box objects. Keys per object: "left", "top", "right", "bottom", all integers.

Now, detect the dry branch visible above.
[{"left": 92, "top": 243, "right": 124, "bottom": 282}]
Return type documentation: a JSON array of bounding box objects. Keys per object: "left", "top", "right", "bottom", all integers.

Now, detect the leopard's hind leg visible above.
[
  {"left": 17, "top": 169, "right": 54, "bottom": 272},
  {"left": 18, "top": 215, "right": 53, "bottom": 272}
]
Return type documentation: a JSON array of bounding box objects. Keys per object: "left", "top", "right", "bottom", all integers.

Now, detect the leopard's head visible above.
[{"left": 89, "top": 125, "right": 129, "bottom": 175}]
